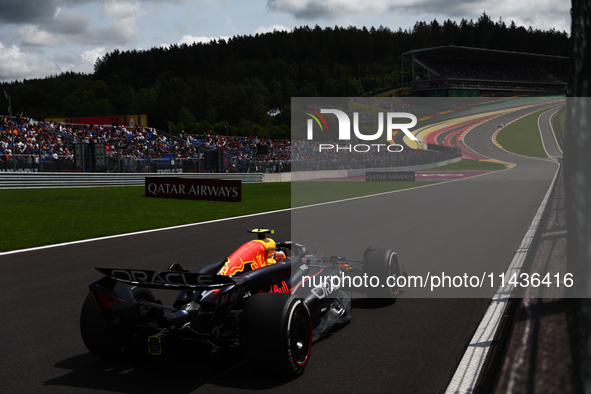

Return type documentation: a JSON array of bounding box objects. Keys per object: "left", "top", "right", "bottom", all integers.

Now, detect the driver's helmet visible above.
[{"left": 272, "top": 250, "right": 286, "bottom": 262}]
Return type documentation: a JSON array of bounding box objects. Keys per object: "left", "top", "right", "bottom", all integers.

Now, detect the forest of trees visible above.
[{"left": 0, "top": 13, "right": 570, "bottom": 139}]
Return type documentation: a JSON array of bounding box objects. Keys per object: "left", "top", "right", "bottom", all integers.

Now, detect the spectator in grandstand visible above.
[{"left": 0, "top": 113, "right": 448, "bottom": 174}]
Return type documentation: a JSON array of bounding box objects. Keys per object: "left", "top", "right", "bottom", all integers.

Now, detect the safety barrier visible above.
[
  {"left": 551, "top": 105, "right": 566, "bottom": 151},
  {"left": 0, "top": 155, "right": 461, "bottom": 188},
  {"left": 0, "top": 172, "right": 264, "bottom": 188}
]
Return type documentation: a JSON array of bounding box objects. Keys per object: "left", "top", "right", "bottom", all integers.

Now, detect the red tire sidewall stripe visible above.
[{"left": 289, "top": 300, "right": 311, "bottom": 366}]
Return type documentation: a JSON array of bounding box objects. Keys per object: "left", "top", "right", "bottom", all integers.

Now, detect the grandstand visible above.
[{"left": 401, "top": 46, "right": 568, "bottom": 97}]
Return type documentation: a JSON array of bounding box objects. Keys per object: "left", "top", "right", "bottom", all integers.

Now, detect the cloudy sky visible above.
[{"left": 0, "top": 0, "right": 571, "bottom": 82}]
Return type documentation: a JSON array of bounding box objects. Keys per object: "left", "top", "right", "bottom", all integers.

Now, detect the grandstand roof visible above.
[{"left": 402, "top": 45, "right": 568, "bottom": 64}]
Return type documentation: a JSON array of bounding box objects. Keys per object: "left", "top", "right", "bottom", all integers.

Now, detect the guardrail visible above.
[
  {"left": 0, "top": 172, "right": 264, "bottom": 188},
  {"left": 551, "top": 105, "right": 566, "bottom": 151},
  {"left": 0, "top": 156, "right": 462, "bottom": 188},
  {"left": 0, "top": 152, "right": 463, "bottom": 188}
]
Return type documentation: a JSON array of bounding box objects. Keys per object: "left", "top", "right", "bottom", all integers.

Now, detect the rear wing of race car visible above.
[{"left": 95, "top": 267, "right": 239, "bottom": 290}]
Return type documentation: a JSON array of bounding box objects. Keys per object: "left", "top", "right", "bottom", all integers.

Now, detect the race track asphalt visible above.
[{"left": 0, "top": 98, "right": 563, "bottom": 394}]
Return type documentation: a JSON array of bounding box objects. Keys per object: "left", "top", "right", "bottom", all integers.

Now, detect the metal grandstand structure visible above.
[{"left": 401, "top": 45, "right": 568, "bottom": 97}]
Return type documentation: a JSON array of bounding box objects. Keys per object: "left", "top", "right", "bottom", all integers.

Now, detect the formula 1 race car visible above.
[{"left": 80, "top": 229, "right": 406, "bottom": 378}]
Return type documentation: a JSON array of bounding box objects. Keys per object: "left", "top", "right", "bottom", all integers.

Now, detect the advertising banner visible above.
[
  {"left": 145, "top": 177, "right": 242, "bottom": 202},
  {"left": 366, "top": 171, "right": 416, "bottom": 181},
  {"left": 139, "top": 114, "right": 148, "bottom": 127},
  {"left": 125, "top": 115, "right": 139, "bottom": 128}
]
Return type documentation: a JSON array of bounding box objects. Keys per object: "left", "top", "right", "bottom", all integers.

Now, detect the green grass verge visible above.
[
  {"left": 1, "top": 183, "right": 290, "bottom": 253},
  {"left": 292, "top": 181, "right": 435, "bottom": 207},
  {"left": 496, "top": 107, "right": 554, "bottom": 158},
  {"left": 420, "top": 159, "right": 507, "bottom": 171},
  {"left": 4, "top": 166, "right": 488, "bottom": 252},
  {"left": 2, "top": 181, "right": 434, "bottom": 252}
]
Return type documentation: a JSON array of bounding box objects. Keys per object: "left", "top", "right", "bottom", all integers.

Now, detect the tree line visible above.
[{"left": 0, "top": 13, "right": 570, "bottom": 139}]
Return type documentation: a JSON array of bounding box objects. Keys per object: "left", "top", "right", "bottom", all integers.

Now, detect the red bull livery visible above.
[{"left": 80, "top": 228, "right": 407, "bottom": 378}]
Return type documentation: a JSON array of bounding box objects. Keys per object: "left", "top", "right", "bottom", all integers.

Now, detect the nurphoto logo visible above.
[{"left": 304, "top": 108, "right": 417, "bottom": 152}]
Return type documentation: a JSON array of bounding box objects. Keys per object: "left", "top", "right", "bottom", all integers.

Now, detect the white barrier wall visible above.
[
  {"left": 0, "top": 157, "right": 461, "bottom": 188},
  {"left": 264, "top": 156, "right": 461, "bottom": 182}
]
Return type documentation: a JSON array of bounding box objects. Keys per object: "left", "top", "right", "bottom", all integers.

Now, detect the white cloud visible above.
[
  {"left": 177, "top": 34, "right": 231, "bottom": 45},
  {"left": 101, "top": 0, "right": 145, "bottom": 19},
  {"left": 48, "top": 7, "right": 91, "bottom": 35},
  {"left": 15, "top": 25, "right": 63, "bottom": 47},
  {"left": 267, "top": 0, "right": 395, "bottom": 20},
  {"left": 93, "top": 19, "right": 142, "bottom": 45},
  {"left": 53, "top": 46, "right": 107, "bottom": 74},
  {"left": 7, "top": 0, "right": 148, "bottom": 51},
  {"left": 51, "top": 47, "right": 105, "bottom": 74},
  {"left": 266, "top": 0, "right": 571, "bottom": 32},
  {"left": 253, "top": 24, "right": 290, "bottom": 34},
  {"left": 0, "top": 43, "right": 61, "bottom": 81},
  {"left": 81, "top": 46, "right": 106, "bottom": 64}
]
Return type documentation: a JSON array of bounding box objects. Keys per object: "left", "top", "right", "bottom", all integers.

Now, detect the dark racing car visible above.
[{"left": 80, "top": 229, "right": 406, "bottom": 378}]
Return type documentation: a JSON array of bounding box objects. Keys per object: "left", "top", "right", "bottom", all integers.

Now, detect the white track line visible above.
[
  {"left": 538, "top": 106, "right": 562, "bottom": 161},
  {"left": 0, "top": 208, "right": 293, "bottom": 257},
  {"left": 444, "top": 160, "right": 560, "bottom": 394},
  {"left": 548, "top": 106, "right": 564, "bottom": 154}
]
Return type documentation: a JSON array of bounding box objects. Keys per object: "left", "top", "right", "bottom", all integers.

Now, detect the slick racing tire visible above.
[
  {"left": 363, "top": 248, "right": 401, "bottom": 304},
  {"left": 241, "top": 293, "right": 312, "bottom": 378},
  {"left": 80, "top": 287, "right": 155, "bottom": 359}
]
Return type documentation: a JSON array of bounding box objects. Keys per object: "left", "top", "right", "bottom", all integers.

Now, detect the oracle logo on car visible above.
[
  {"left": 145, "top": 177, "right": 241, "bottom": 202},
  {"left": 107, "top": 269, "right": 217, "bottom": 286},
  {"left": 304, "top": 108, "right": 417, "bottom": 152}
]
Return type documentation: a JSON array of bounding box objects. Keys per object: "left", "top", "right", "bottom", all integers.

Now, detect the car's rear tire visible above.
[
  {"left": 80, "top": 287, "right": 155, "bottom": 359},
  {"left": 241, "top": 293, "right": 312, "bottom": 378},
  {"left": 363, "top": 248, "right": 401, "bottom": 304}
]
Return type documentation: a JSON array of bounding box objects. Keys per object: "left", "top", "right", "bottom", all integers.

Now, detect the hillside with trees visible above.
[{"left": 0, "top": 14, "right": 570, "bottom": 139}]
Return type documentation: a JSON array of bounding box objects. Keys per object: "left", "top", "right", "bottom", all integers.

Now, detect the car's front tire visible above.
[{"left": 363, "top": 248, "right": 401, "bottom": 304}]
